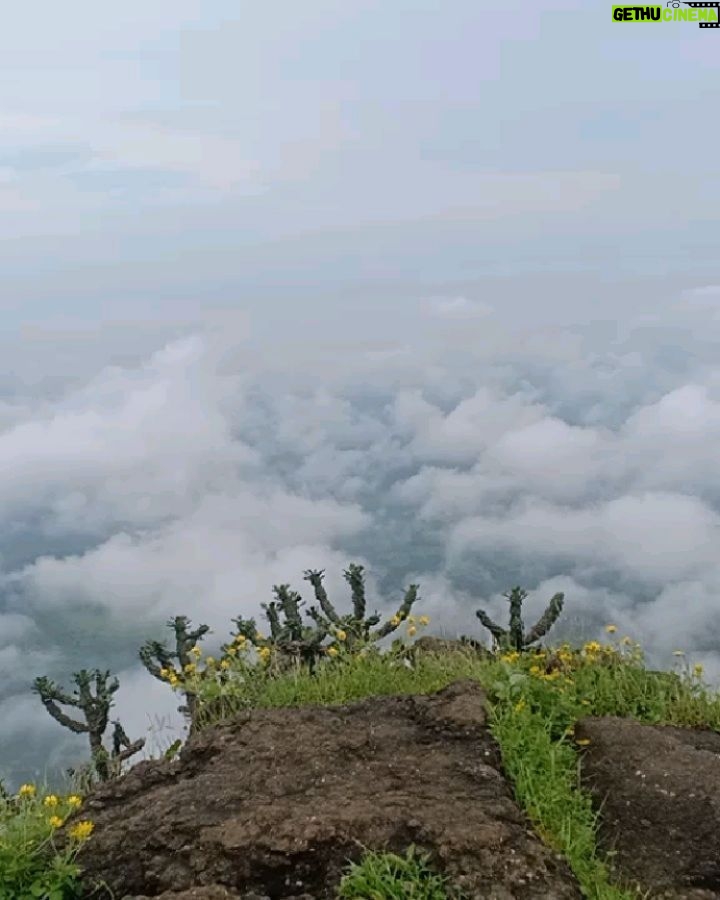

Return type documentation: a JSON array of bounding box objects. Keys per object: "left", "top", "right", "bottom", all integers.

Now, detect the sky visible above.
[{"left": 0, "top": 0, "right": 719, "bottom": 788}]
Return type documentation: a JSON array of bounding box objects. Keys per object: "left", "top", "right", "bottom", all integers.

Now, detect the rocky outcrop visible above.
[
  {"left": 72, "top": 679, "right": 581, "bottom": 899},
  {"left": 576, "top": 715, "right": 720, "bottom": 898}
]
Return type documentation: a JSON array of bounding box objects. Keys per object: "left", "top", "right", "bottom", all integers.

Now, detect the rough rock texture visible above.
[
  {"left": 576, "top": 715, "right": 720, "bottom": 898},
  {"left": 74, "top": 679, "right": 581, "bottom": 899}
]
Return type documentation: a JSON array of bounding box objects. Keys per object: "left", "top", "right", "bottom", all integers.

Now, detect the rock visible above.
[
  {"left": 73, "top": 679, "right": 581, "bottom": 899},
  {"left": 411, "top": 635, "right": 492, "bottom": 659},
  {"left": 576, "top": 715, "right": 720, "bottom": 897}
]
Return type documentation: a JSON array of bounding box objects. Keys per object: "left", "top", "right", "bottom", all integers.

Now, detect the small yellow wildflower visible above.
[
  {"left": 419, "top": 616, "right": 430, "bottom": 626},
  {"left": 220, "top": 659, "right": 231, "bottom": 670},
  {"left": 605, "top": 624, "right": 617, "bottom": 634},
  {"left": 407, "top": 625, "right": 417, "bottom": 637},
  {"left": 48, "top": 815, "right": 64, "bottom": 828},
  {"left": 183, "top": 663, "right": 196, "bottom": 674},
  {"left": 576, "top": 738, "right": 591, "bottom": 746},
  {"left": 513, "top": 698, "right": 526, "bottom": 713},
  {"left": 205, "top": 656, "right": 216, "bottom": 667},
  {"left": 255, "top": 632, "right": 265, "bottom": 641},
  {"left": 159, "top": 667, "right": 169, "bottom": 679},
  {"left": 407, "top": 615, "right": 415, "bottom": 624},
  {"left": 258, "top": 647, "right": 271, "bottom": 661},
  {"left": 226, "top": 646, "right": 237, "bottom": 656},
  {"left": 326, "top": 646, "right": 339, "bottom": 657},
  {"left": 529, "top": 665, "right": 542, "bottom": 676},
  {"left": 66, "top": 795, "right": 82, "bottom": 809},
  {"left": 390, "top": 616, "right": 400, "bottom": 627},
  {"left": 693, "top": 663, "right": 704, "bottom": 677},
  {"left": 336, "top": 629, "right": 347, "bottom": 641},
  {"left": 68, "top": 820, "right": 94, "bottom": 841},
  {"left": 18, "top": 784, "right": 36, "bottom": 797},
  {"left": 43, "top": 794, "right": 59, "bottom": 808},
  {"left": 583, "top": 641, "right": 602, "bottom": 654},
  {"left": 168, "top": 673, "right": 179, "bottom": 686},
  {"left": 190, "top": 645, "right": 202, "bottom": 658},
  {"left": 620, "top": 636, "right": 633, "bottom": 645}
]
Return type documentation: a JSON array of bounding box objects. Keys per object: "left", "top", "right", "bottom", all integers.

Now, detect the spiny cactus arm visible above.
[
  {"left": 274, "top": 585, "right": 305, "bottom": 638},
  {"left": 523, "top": 592, "right": 565, "bottom": 647},
  {"left": 307, "top": 605, "right": 332, "bottom": 632},
  {"left": 475, "top": 609, "right": 508, "bottom": 648},
  {"left": 261, "top": 600, "right": 282, "bottom": 640},
  {"left": 371, "top": 584, "right": 420, "bottom": 640},
  {"left": 343, "top": 564, "right": 366, "bottom": 620},
  {"left": 504, "top": 587, "right": 527, "bottom": 651},
  {"left": 139, "top": 640, "right": 175, "bottom": 679},
  {"left": 303, "top": 569, "right": 342, "bottom": 625},
  {"left": 110, "top": 720, "right": 145, "bottom": 761},
  {"left": 171, "top": 617, "right": 210, "bottom": 667},
  {"left": 232, "top": 615, "right": 261, "bottom": 642},
  {"left": 32, "top": 676, "right": 89, "bottom": 734}
]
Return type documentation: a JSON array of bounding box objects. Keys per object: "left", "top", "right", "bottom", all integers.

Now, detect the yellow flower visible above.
[
  {"left": 183, "top": 663, "right": 196, "bottom": 674},
  {"left": 168, "top": 674, "right": 179, "bottom": 686},
  {"left": 693, "top": 663, "right": 704, "bottom": 677},
  {"left": 336, "top": 629, "right": 347, "bottom": 641},
  {"left": 226, "top": 646, "right": 237, "bottom": 656},
  {"left": 18, "top": 784, "right": 36, "bottom": 797},
  {"left": 513, "top": 698, "right": 526, "bottom": 713},
  {"left": 501, "top": 651, "right": 520, "bottom": 664},
  {"left": 220, "top": 659, "right": 231, "bottom": 670},
  {"left": 529, "top": 665, "right": 542, "bottom": 676},
  {"left": 407, "top": 625, "right": 417, "bottom": 637},
  {"left": 68, "top": 820, "right": 94, "bottom": 841},
  {"left": 235, "top": 634, "right": 247, "bottom": 644},
  {"left": 48, "top": 815, "right": 64, "bottom": 828},
  {"left": 576, "top": 738, "right": 591, "bottom": 746},
  {"left": 159, "top": 667, "right": 169, "bottom": 679},
  {"left": 419, "top": 616, "right": 430, "bottom": 626},
  {"left": 66, "top": 795, "right": 82, "bottom": 809},
  {"left": 326, "top": 646, "right": 339, "bottom": 657},
  {"left": 620, "top": 636, "right": 633, "bottom": 645},
  {"left": 258, "top": 647, "right": 271, "bottom": 660},
  {"left": 205, "top": 656, "right": 216, "bottom": 667},
  {"left": 605, "top": 624, "right": 617, "bottom": 634},
  {"left": 190, "top": 645, "right": 202, "bottom": 658},
  {"left": 390, "top": 616, "right": 400, "bottom": 627},
  {"left": 255, "top": 632, "right": 265, "bottom": 641},
  {"left": 583, "top": 641, "right": 602, "bottom": 654},
  {"left": 43, "top": 794, "right": 59, "bottom": 808},
  {"left": 407, "top": 615, "right": 415, "bottom": 624}
]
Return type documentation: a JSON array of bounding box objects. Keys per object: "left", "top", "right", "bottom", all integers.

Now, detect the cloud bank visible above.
[{"left": 1, "top": 290, "right": 720, "bottom": 787}]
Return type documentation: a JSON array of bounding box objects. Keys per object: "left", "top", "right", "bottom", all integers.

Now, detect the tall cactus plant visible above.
[
  {"left": 476, "top": 586, "right": 565, "bottom": 653},
  {"left": 231, "top": 564, "right": 422, "bottom": 672},
  {"left": 33, "top": 669, "right": 144, "bottom": 781},
  {"left": 138, "top": 615, "right": 210, "bottom": 729}
]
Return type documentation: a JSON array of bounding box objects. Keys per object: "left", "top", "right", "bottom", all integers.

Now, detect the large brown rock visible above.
[
  {"left": 73, "top": 680, "right": 581, "bottom": 899},
  {"left": 576, "top": 715, "right": 720, "bottom": 898}
]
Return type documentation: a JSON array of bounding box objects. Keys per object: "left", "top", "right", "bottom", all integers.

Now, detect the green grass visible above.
[{"left": 5, "top": 630, "right": 720, "bottom": 899}]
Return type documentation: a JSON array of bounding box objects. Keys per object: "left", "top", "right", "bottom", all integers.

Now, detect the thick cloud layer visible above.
[{"left": 1, "top": 291, "right": 719, "bottom": 788}]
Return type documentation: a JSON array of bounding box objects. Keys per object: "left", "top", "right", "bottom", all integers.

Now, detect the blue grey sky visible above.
[{"left": 1, "top": 2, "right": 720, "bottom": 789}]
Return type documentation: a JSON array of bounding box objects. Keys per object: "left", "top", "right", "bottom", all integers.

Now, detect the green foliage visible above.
[
  {"left": 32, "top": 670, "right": 144, "bottom": 783},
  {"left": 338, "top": 844, "right": 461, "bottom": 899},
  {"left": 475, "top": 586, "right": 564, "bottom": 653},
  {"left": 138, "top": 615, "right": 210, "bottom": 728}
]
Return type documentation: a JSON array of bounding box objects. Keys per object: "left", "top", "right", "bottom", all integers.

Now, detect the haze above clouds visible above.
[{"left": 0, "top": 0, "right": 718, "bottom": 787}]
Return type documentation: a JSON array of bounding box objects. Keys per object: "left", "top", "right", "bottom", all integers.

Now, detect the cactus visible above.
[
  {"left": 476, "top": 586, "right": 564, "bottom": 653},
  {"left": 231, "top": 564, "right": 421, "bottom": 673},
  {"left": 33, "top": 669, "right": 144, "bottom": 782},
  {"left": 303, "top": 565, "right": 420, "bottom": 648},
  {"left": 139, "top": 615, "right": 209, "bottom": 729}
]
